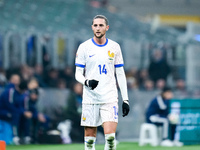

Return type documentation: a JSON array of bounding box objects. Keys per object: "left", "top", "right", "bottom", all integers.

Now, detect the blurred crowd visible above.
[
  {"left": 0, "top": 67, "right": 102, "bottom": 145},
  {"left": 0, "top": 41, "right": 199, "bottom": 145},
  {"left": 0, "top": 64, "right": 78, "bottom": 144},
  {"left": 0, "top": 74, "right": 50, "bottom": 145},
  {"left": 0, "top": 65, "right": 75, "bottom": 90},
  {"left": 0, "top": 64, "right": 184, "bottom": 92},
  {"left": 126, "top": 49, "right": 185, "bottom": 93},
  {"left": 0, "top": 49, "right": 190, "bottom": 96}
]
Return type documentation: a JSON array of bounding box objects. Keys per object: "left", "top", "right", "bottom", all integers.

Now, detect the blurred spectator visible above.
[
  {"left": 9, "top": 74, "right": 20, "bottom": 86},
  {"left": 143, "top": 79, "right": 154, "bottom": 91},
  {"left": 60, "top": 66, "right": 75, "bottom": 89},
  {"left": 19, "top": 79, "right": 50, "bottom": 144},
  {"left": 90, "top": 0, "right": 104, "bottom": 8},
  {"left": 138, "top": 69, "right": 149, "bottom": 89},
  {"left": 6, "top": 67, "right": 20, "bottom": 81},
  {"left": 90, "top": 0, "right": 109, "bottom": 8},
  {"left": 148, "top": 49, "right": 171, "bottom": 84},
  {"left": 145, "top": 87, "right": 183, "bottom": 147},
  {"left": 0, "top": 68, "right": 7, "bottom": 87},
  {"left": 26, "top": 36, "right": 36, "bottom": 67},
  {"left": 45, "top": 68, "right": 59, "bottom": 88},
  {"left": 192, "top": 89, "right": 200, "bottom": 98},
  {"left": 62, "top": 82, "right": 84, "bottom": 143},
  {"left": 173, "top": 79, "right": 188, "bottom": 99},
  {"left": 175, "top": 79, "right": 186, "bottom": 91},
  {"left": 33, "top": 64, "right": 47, "bottom": 87},
  {"left": 20, "top": 65, "right": 34, "bottom": 81},
  {"left": 128, "top": 67, "right": 138, "bottom": 79},
  {"left": 126, "top": 67, "right": 139, "bottom": 90},
  {"left": 5, "top": 74, "right": 20, "bottom": 89},
  {"left": 57, "top": 78, "right": 67, "bottom": 89},
  {"left": 57, "top": 82, "right": 106, "bottom": 144},
  {"left": 156, "top": 79, "right": 166, "bottom": 91},
  {"left": 101, "top": 0, "right": 109, "bottom": 7},
  {"left": 42, "top": 35, "right": 51, "bottom": 70},
  {"left": 0, "top": 80, "right": 32, "bottom": 145},
  {"left": 127, "top": 76, "right": 137, "bottom": 90}
]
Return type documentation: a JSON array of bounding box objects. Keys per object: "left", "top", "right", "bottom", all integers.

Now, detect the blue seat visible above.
[{"left": 0, "top": 120, "right": 13, "bottom": 145}]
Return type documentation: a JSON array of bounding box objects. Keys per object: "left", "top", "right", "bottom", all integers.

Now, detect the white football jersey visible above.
[{"left": 75, "top": 38, "right": 124, "bottom": 104}]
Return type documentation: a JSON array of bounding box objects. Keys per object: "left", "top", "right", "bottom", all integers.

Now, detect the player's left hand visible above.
[{"left": 122, "top": 100, "right": 130, "bottom": 117}]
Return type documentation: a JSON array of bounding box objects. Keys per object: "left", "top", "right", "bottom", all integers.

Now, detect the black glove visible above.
[
  {"left": 122, "top": 100, "right": 130, "bottom": 117},
  {"left": 85, "top": 79, "right": 99, "bottom": 90}
]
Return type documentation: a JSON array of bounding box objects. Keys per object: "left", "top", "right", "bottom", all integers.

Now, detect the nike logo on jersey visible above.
[{"left": 89, "top": 54, "right": 95, "bottom": 58}]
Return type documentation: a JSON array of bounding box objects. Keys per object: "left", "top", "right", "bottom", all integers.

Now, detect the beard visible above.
[{"left": 94, "top": 32, "right": 105, "bottom": 39}]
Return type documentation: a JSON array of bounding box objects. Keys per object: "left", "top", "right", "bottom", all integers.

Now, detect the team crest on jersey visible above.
[
  {"left": 108, "top": 50, "right": 114, "bottom": 60},
  {"left": 82, "top": 116, "right": 86, "bottom": 121}
]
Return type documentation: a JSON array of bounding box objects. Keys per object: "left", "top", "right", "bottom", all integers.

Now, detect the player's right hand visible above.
[{"left": 85, "top": 79, "right": 99, "bottom": 90}]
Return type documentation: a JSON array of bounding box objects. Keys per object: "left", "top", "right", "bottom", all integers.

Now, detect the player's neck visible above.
[{"left": 93, "top": 36, "right": 107, "bottom": 45}]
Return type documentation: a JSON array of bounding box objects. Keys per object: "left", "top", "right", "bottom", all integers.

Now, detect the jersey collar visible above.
[{"left": 92, "top": 38, "right": 108, "bottom": 47}]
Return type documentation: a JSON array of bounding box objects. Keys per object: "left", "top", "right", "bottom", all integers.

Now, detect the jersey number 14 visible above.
[{"left": 98, "top": 64, "right": 107, "bottom": 74}]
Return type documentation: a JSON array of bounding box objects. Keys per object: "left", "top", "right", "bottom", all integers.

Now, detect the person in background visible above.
[
  {"left": 19, "top": 79, "right": 49, "bottom": 144},
  {"left": 20, "top": 65, "right": 34, "bottom": 81},
  {"left": 173, "top": 79, "right": 188, "bottom": 99},
  {"left": 143, "top": 79, "right": 154, "bottom": 91},
  {"left": 148, "top": 49, "right": 171, "bottom": 84},
  {"left": 45, "top": 68, "right": 59, "bottom": 88},
  {"left": 138, "top": 69, "right": 149, "bottom": 89},
  {"left": 155, "top": 79, "right": 166, "bottom": 91},
  {"left": 60, "top": 66, "right": 75, "bottom": 89},
  {"left": 57, "top": 78, "right": 67, "bottom": 90},
  {"left": 0, "top": 80, "right": 32, "bottom": 145},
  {"left": 58, "top": 82, "right": 105, "bottom": 144},
  {"left": 145, "top": 87, "right": 183, "bottom": 147},
  {"left": 33, "top": 64, "right": 47, "bottom": 87},
  {"left": 5, "top": 74, "right": 21, "bottom": 89},
  {"left": 61, "top": 82, "right": 84, "bottom": 143},
  {"left": 0, "top": 67, "right": 7, "bottom": 87}
]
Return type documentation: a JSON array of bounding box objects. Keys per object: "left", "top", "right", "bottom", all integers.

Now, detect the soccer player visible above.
[{"left": 75, "top": 15, "right": 130, "bottom": 150}]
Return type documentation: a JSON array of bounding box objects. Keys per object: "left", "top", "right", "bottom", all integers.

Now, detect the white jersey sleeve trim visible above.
[
  {"left": 116, "top": 67, "right": 129, "bottom": 100},
  {"left": 75, "top": 66, "right": 86, "bottom": 85}
]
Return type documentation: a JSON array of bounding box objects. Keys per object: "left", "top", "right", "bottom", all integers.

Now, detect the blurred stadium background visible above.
[{"left": 0, "top": 0, "right": 200, "bottom": 147}]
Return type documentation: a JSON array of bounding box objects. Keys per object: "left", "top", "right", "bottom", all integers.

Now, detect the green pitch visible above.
[{"left": 6, "top": 142, "right": 200, "bottom": 150}]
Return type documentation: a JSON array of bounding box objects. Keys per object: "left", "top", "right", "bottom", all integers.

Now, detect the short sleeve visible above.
[
  {"left": 114, "top": 44, "right": 124, "bottom": 68},
  {"left": 75, "top": 44, "right": 86, "bottom": 68}
]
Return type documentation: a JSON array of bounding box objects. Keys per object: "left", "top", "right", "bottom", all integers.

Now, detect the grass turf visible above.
[{"left": 6, "top": 142, "right": 200, "bottom": 150}]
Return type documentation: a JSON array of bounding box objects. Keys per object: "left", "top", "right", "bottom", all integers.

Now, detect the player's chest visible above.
[{"left": 86, "top": 47, "right": 116, "bottom": 64}]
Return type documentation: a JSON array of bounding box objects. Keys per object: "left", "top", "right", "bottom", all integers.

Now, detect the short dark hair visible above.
[
  {"left": 92, "top": 15, "right": 109, "bottom": 25},
  {"left": 19, "top": 80, "right": 28, "bottom": 91},
  {"left": 162, "top": 86, "right": 172, "bottom": 93}
]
